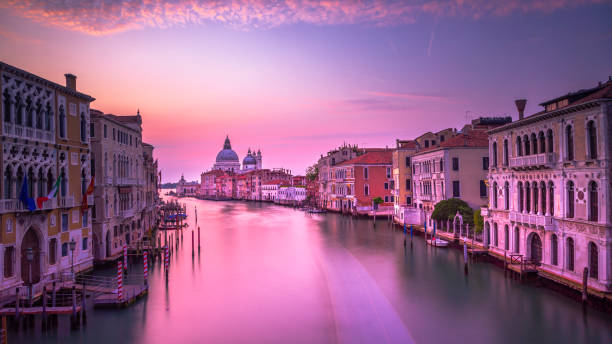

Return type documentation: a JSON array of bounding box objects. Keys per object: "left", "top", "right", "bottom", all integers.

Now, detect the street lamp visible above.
[
  {"left": 26, "top": 247, "right": 33, "bottom": 307},
  {"left": 69, "top": 239, "right": 76, "bottom": 275}
]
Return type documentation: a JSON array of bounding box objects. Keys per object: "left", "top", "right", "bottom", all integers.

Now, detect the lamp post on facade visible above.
[
  {"left": 69, "top": 239, "right": 76, "bottom": 276},
  {"left": 26, "top": 247, "right": 33, "bottom": 307}
]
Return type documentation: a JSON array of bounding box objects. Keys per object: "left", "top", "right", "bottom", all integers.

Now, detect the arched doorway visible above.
[
  {"left": 484, "top": 222, "right": 490, "bottom": 248},
  {"left": 514, "top": 227, "right": 520, "bottom": 253},
  {"left": 105, "top": 231, "right": 111, "bottom": 258},
  {"left": 528, "top": 233, "right": 542, "bottom": 264},
  {"left": 20, "top": 228, "right": 41, "bottom": 284}
]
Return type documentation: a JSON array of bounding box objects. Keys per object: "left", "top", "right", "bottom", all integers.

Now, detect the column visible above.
[
  {"left": 548, "top": 182, "right": 554, "bottom": 216},
  {"left": 524, "top": 183, "right": 529, "bottom": 214}
]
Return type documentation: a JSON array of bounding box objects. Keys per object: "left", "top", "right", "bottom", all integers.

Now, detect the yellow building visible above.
[{"left": 1, "top": 62, "right": 95, "bottom": 293}]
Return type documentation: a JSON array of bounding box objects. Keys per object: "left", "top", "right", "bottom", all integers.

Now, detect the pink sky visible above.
[{"left": 1, "top": 0, "right": 611, "bottom": 182}]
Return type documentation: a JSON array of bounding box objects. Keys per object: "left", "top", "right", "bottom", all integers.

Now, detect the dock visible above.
[{"left": 94, "top": 285, "right": 148, "bottom": 308}]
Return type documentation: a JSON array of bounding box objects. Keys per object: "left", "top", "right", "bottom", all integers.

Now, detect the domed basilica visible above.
[{"left": 212, "top": 135, "right": 262, "bottom": 172}]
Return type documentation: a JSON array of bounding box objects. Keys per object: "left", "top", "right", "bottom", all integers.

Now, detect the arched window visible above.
[
  {"left": 547, "top": 129, "right": 553, "bottom": 153},
  {"left": 518, "top": 182, "right": 524, "bottom": 212},
  {"left": 46, "top": 169, "right": 53, "bottom": 194},
  {"left": 540, "top": 181, "right": 546, "bottom": 215},
  {"left": 3, "top": 90, "right": 11, "bottom": 123},
  {"left": 566, "top": 181, "right": 575, "bottom": 218},
  {"left": 60, "top": 168, "right": 67, "bottom": 197},
  {"left": 589, "top": 242, "right": 598, "bottom": 279},
  {"left": 565, "top": 125, "right": 574, "bottom": 160},
  {"left": 504, "top": 182, "right": 509, "bottom": 210},
  {"left": 27, "top": 167, "right": 34, "bottom": 198},
  {"left": 504, "top": 225, "right": 509, "bottom": 251},
  {"left": 532, "top": 182, "right": 538, "bottom": 214},
  {"left": 551, "top": 234, "right": 558, "bottom": 265},
  {"left": 588, "top": 181, "right": 598, "bottom": 221},
  {"left": 15, "top": 167, "right": 24, "bottom": 199},
  {"left": 548, "top": 181, "right": 555, "bottom": 216},
  {"left": 37, "top": 168, "right": 44, "bottom": 198},
  {"left": 587, "top": 120, "right": 597, "bottom": 159},
  {"left": 493, "top": 223, "right": 498, "bottom": 247},
  {"left": 80, "top": 113, "right": 86, "bottom": 142},
  {"left": 516, "top": 137, "right": 522, "bottom": 157},
  {"left": 45, "top": 103, "right": 53, "bottom": 131},
  {"left": 81, "top": 169, "right": 87, "bottom": 196},
  {"left": 503, "top": 139, "right": 508, "bottom": 165},
  {"left": 531, "top": 133, "right": 537, "bottom": 154},
  {"left": 492, "top": 141, "right": 498, "bottom": 167},
  {"left": 14, "top": 94, "right": 22, "bottom": 125},
  {"left": 566, "top": 238, "right": 575, "bottom": 271},
  {"left": 525, "top": 182, "right": 531, "bottom": 213},
  {"left": 524, "top": 135, "right": 530, "bottom": 155},
  {"left": 25, "top": 97, "right": 33, "bottom": 127},
  {"left": 538, "top": 131, "right": 545, "bottom": 154},
  {"left": 493, "top": 182, "right": 498, "bottom": 208},
  {"left": 3, "top": 166, "right": 12, "bottom": 199},
  {"left": 514, "top": 227, "right": 520, "bottom": 253},
  {"left": 36, "top": 101, "right": 43, "bottom": 129},
  {"left": 59, "top": 105, "right": 66, "bottom": 138}
]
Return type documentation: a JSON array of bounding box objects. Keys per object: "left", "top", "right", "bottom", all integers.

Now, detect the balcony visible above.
[
  {"left": 509, "top": 211, "right": 556, "bottom": 231},
  {"left": 116, "top": 177, "right": 138, "bottom": 186},
  {"left": 509, "top": 152, "right": 556, "bottom": 170},
  {"left": 58, "top": 196, "right": 75, "bottom": 208},
  {"left": 105, "top": 176, "right": 113, "bottom": 185},
  {"left": 0, "top": 198, "right": 57, "bottom": 213},
  {"left": 480, "top": 207, "right": 489, "bottom": 217},
  {"left": 121, "top": 209, "right": 135, "bottom": 218}
]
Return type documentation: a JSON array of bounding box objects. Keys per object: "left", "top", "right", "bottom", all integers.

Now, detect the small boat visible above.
[
  {"left": 307, "top": 208, "right": 327, "bottom": 214},
  {"left": 426, "top": 238, "right": 449, "bottom": 247}
]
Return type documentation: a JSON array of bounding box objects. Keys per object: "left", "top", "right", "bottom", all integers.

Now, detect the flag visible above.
[
  {"left": 36, "top": 174, "right": 61, "bottom": 209},
  {"left": 19, "top": 176, "right": 36, "bottom": 211},
  {"left": 81, "top": 176, "right": 95, "bottom": 213}
]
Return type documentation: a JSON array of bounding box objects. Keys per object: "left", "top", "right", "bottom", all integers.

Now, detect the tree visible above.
[
  {"left": 372, "top": 197, "right": 383, "bottom": 209},
  {"left": 473, "top": 208, "right": 484, "bottom": 233},
  {"left": 306, "top": 164, "right": 319, "bottom": 182},
  {"left": 431, "top": 198, "right": 474, "bottom": 226}
]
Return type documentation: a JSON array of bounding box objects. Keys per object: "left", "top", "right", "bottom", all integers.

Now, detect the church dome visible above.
[
  {"left": 243, "top": 154, "right": 257, "bottom": 165},
  {"left": 216, "top": 136, "right": 239, "bottom": 162}
]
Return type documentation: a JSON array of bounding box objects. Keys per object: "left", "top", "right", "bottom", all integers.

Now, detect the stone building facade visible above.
[
  {"left": 483, "top": 80, "right": 612, "bottom": 292},
  {"left": 1, "top": 62, "right": 95, "bottom": 292}
]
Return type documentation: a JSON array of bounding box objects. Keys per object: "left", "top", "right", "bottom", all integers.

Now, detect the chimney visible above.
[
  {"left": 515, "top": 99, "right": 527, "bottom": 120},
  {"left": 64, "top": 73, "right": 77, "bottom": 91}
]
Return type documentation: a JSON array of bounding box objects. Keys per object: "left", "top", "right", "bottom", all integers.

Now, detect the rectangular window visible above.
[
  {"left": 82, "top": 237, "right": 88, "bottom": 251},
  {"left": 452, "top": 158, "right": 459, "bottom": 171},
  {"left": 364, "top": 168, "right": 368, "bottom": 179},
  {"left": 385, "top": 196, "right": 389, "bottom": 202},
  {"left": 405, "top": 179, "right": 411, "bottom": 190},
  {"left": 61, "top": 213, "right": 68, "bottom": 232},
  {"left": 49, "top": 239, "right": 57, "bottom": 265},
  {"left": 3, "top": 247, "right": 14, "bottom": 277},
  {"left": 440, "top": 135, "right": 445, "bottom": 142},
  {"left": 90, "top": 123, "right": 95, "bottom": 138},
  {"left": 364, "top": 185, "right": 369, "bottom": 196},
  {"left": 479, "top": 180, "right": 487, "bottom": 197},
  {"left": 112, "top": 128, "right": 116, "bottom": 140},
  {"left": 61, "top": 243, "right": 68, "bottom": 257},
  {"left": 103, "top": 124, "right": 107, "bottom": 138},
  {"left": 384, "top": 182, "right": 389, "bottom": 190},
  {"left": 405, "top": 156, "right": 411, "bottom": 167},
  {"left": 453, "top": 181, "right": 460, "bottom": 197},
  {"left": 482, "top": 157, "right": 489, "bottom": 170},
  {"left": 391, "top": 196, "right": 394, "bottom": 202},
  {"left": 424, "top": 140, "right": 429, "bottom": 148},
  {"left": 386, "top": 168, "right": 391, "bottom": 179},
  {"left": 83, "top": 211, "right": 89, "bottom": 227},
  {"left": 406, "top": 196, "right": 412, "bottom": 205},
  {"left": 432, "top": 140, "right": 436, "bottom": 146},
  {"left": 440, "top": 159, "right": 444, "bottom": 172}
]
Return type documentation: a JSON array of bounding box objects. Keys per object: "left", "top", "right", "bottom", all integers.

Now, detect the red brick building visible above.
[{"left": 328, "top": 150, "right": 393, "bottom": 214}]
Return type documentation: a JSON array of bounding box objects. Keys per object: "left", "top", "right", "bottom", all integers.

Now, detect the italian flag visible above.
[{"left": 36, "top": 175, "right": 61, "bottom": 209}]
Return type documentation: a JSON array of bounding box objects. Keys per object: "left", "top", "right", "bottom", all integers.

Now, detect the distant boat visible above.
[
  {"left": 307, "top": 208, "right": 327, "bottom": 214},
  {"left": 427, "top": 238, "right": 449, "bottom": 247}
]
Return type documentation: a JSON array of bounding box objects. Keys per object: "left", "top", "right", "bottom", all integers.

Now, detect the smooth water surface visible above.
[{"left": 13, "top": 197, "right": 612, "bottom": 343}]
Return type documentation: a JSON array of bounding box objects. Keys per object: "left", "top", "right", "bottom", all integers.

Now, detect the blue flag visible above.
[{"left": 18, "top": 175, "right": 37, "bottom": 211}]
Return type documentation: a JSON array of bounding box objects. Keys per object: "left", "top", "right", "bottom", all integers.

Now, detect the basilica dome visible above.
[
  {"left": 243, "top": 151, "right": 257, "bottom": 165},
  {"left": 216, "top": 136, "right": 239, "bottom": 162}
]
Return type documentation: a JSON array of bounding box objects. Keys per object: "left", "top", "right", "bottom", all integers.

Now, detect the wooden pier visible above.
[{"left": 94, "top": 285, "right": 148, "bottom": 308}]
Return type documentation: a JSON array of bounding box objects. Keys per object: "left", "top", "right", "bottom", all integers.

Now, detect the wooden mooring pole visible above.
[
  {"left": 582, "top": 267, "right": 588, "bottom": 304},
  {"left": 198, "top": 226, "right": 201, "bottom": 250},
  {"left": 70, "top": 286, "right": 78, "bottom": 330},
  {"left": 463, "top": 244, "right": 468, "bottom": 274},
  {"left": 192, "top": 230, "right": 195, "bottom": 257},
  {"left": 41, "top": 286, "right": 47, "bottom": 331}
]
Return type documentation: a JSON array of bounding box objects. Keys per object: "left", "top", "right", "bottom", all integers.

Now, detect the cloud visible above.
[
  {"left": 1, "top": 0, "right": 604, "bottom": 35},
  {"left": 364, "top": 91, "right": 451, "bottom": 103}
]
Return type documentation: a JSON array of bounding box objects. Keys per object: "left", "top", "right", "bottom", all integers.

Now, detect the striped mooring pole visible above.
[
  {"left": 143, "top": 250, "right": 148, "bottom": 286},
  {"left": 164, "top": 246, "right": 169, "bottom": 272},
  {"left": 123, "top": 244, "right": 128, "bottom": 272},
  {"left": 117, "top": 261, "right": 123, "bottom": 302}
]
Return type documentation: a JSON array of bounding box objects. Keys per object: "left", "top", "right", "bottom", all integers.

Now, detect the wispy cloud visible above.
[
  {"left": 364, "top": 91, "right": 451, "bottom": 103},
  {"left": 1, "top": 0, "right": 603, "bottom": 35}
]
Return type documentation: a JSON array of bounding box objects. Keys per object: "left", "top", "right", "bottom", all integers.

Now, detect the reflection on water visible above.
[{"left": 11, "top": 198, "right": 612, "bottom": 344}]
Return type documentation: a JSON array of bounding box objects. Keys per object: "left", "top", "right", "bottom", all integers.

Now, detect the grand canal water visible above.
[{"left": 12, "top": 197, "right": 612, "bottom": 343}]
